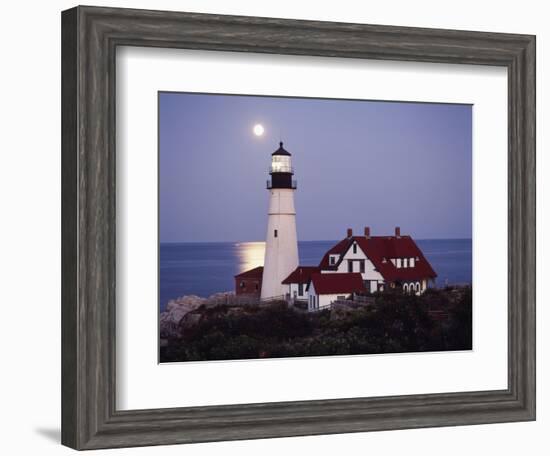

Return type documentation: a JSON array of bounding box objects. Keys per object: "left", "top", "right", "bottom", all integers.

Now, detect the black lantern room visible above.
[{"left": 267, "top": 142, "right": 297, "bottom": 189}]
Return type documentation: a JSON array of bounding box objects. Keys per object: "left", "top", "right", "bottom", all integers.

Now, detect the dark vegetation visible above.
[{"left": 160, "top": 286, "right": 472, "bottom": 362}]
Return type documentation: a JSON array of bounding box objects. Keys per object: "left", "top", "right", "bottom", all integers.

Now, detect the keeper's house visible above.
[
  {"left": 282, "top": 227, "right": 437, "bottom": 308},
  {"left": 317, "top": 226, "right": 437, "bottom": 295}
]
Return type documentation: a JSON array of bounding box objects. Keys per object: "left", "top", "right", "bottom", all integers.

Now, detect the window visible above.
[
  {"left": 298, "top": 283, "right": 304, "bottom": 296},
  {"left": 409, "top": 257, "right": 415, "bottom": 267},
  {"left": 396, "top": 258, "right": 402, "bottom": 268},
  {"left": 403, "top": 258, "right": 408, "bottom": 268},
  {"left": 255, "top": 283, "right": 259, "bottom": 291},
  {"left": 359, "top": 260, "right": 365, "bottom": 273},
  {"left": 274, "top": 229, "right": 278, "bottom": 238},
  {"left": 416, "top": 282, "right": 421, "bottom": 293},
  {"left": 403, "top": 283, "right": 408, "bottom": 292},
  {"left": 348, "top": 260, "right": 353, "bottom": 272},
  {"left": 353, "top": 243, "right": 357, "bottom": 254},
  {"left": 329, "top": 255, "right": 335, "bottom": 265},
  {"left": 240, "top": 281, "right": 245, "bottom": 288},
  {"left": 337, "top": 295, "right": 346, "bottom": 301}
]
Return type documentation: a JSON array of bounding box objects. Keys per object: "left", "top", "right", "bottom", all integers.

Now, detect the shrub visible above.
[{"left": 160, "top": 287, "right": 472, "bottom": 362}]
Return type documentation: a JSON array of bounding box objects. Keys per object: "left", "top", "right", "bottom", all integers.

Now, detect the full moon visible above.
[{"left": 253, "top": 124, "right": 265, "bottom": 136}]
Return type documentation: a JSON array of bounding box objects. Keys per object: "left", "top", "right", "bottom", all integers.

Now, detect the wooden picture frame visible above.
[{"left": 61, "top": 5, "right": 536, "bottom": 450}]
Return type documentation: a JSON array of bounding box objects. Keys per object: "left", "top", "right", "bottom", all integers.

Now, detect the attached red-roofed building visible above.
[
  {"left": 306, "top": 272, "right": 365, "bottom": 311},
  {"left": 234, "top": 266, "right": 263, "bottom": 296},
  {"left": 281, "top": 266, "right": 320, "bottom": 303}
]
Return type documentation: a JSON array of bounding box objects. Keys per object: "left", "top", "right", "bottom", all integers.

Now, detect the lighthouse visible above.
[{"left": 261, "top": 142, "right": 299, "bottom": 299}]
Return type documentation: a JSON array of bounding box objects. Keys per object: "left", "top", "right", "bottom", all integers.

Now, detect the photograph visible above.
[{"left": 158, "top": 92, "right": 473, "bottom": 363}]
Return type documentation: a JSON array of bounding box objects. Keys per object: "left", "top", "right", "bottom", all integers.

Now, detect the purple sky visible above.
[{"left": 159, "top": 92, "right": 472, "bottom": 243}]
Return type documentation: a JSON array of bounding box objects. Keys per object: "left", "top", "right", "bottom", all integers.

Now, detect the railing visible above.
[
  {"left": 309, "top": 304, "right": 332, "bottom": 313},
  {"left": 353, "top": 295, "right": 376, "bottom": 305},
  {"left": 259, "top": 294, "right": 286, "bottom": 303},
  {"left": 266, "top": 180, "right": 297, "bottom": 189}
]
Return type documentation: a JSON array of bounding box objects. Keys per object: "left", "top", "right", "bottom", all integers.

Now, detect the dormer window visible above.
[
  {"left": 409, "top": 257, "right": 415, "bottom": 267},
  {"left": 403, "top": 258, "right": 408, "bottom": 268},
  {"left": 329, "top": 254, "right": 339, "bottom": 265},
  {"left": 396, "top": 258, "right": 402, "bottom": 268}
]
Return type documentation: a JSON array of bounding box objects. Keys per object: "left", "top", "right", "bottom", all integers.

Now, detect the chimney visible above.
[
  {"left": 364, "top": 226, "right": 370, "bottom": 239},
  {"left": 395, "top": 226, "right": 401, "bottom": 238},
  {"left": 347, "top": 228, "right": 353, "bottom": 238}
]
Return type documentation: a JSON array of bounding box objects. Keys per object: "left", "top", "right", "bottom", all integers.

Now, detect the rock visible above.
[
  {"left": 166, "top": 294, "right": 206, "bottom": 311},
  {"left": 159, "top": 292, "right": 237, "bottom": 338},
  {"left": 179, "top": 312, "right": 203, "bottom": 331},
  {"left": 160, "top": 295, "right": 206, "bottom": 338}
]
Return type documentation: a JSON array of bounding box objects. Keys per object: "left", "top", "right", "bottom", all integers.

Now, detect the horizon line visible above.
[{"left": 160, "top": 237, "right": 473, "bottom": 245}]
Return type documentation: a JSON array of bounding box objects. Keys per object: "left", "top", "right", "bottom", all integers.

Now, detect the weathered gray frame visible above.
[{"left": 61, "top": 5, "right": 536, "bottom": 450}]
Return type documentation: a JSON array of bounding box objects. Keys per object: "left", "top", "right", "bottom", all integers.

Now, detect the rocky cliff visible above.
[{"left": 159, "top": 292, "right": 236, "bottom": 339}]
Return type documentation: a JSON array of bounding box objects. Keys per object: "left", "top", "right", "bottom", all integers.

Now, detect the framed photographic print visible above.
[
  {"left": 158, "top": 92, "right": 473, "bottom": 364},
  {"left": 61, "top": 5, "right": 536, "bottom": 450}
]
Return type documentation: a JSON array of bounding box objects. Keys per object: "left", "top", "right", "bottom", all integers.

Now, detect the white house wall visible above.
[
  {"left": 289, "top": 282, "right": 308, "bottom": 301},
  {"left": 308, "top": 283, "right": 349, "bottom": 311},
  {"left": 369, "top": 281, "right": 384, "bottom": 293},
  {"left": 335, "top": 242, "right": 385, "bottom": 282},
  {"left": 318, "top": 293, "right": 343, "bottom": 309}
]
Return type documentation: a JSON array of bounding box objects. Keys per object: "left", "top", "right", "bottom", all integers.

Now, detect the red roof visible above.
[
  {"left": 282, "top": 266, "right": 320, "bottom": 284},
  {"left": 234, "top": 266, "right": 263, "bottom": 279},
  {"left": 308, "top": 272, "right": 365, "bottom": 295},
  {"left": 318, "top": 234, "right": 437, "bottom": 282}
]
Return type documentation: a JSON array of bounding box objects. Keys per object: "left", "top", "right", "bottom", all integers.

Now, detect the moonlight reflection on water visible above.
[{"left": 234, "top": 241, "right": 265, "bottom": 274}]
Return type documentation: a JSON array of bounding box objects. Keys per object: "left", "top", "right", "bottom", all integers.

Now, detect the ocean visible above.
[{"left": 159, "top": 239, "right": 472, "bottom": 311}]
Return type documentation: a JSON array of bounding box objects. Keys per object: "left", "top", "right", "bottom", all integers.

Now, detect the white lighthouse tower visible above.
[{"left": 261, "top": 142, "right": 299, "bottom": 300}]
